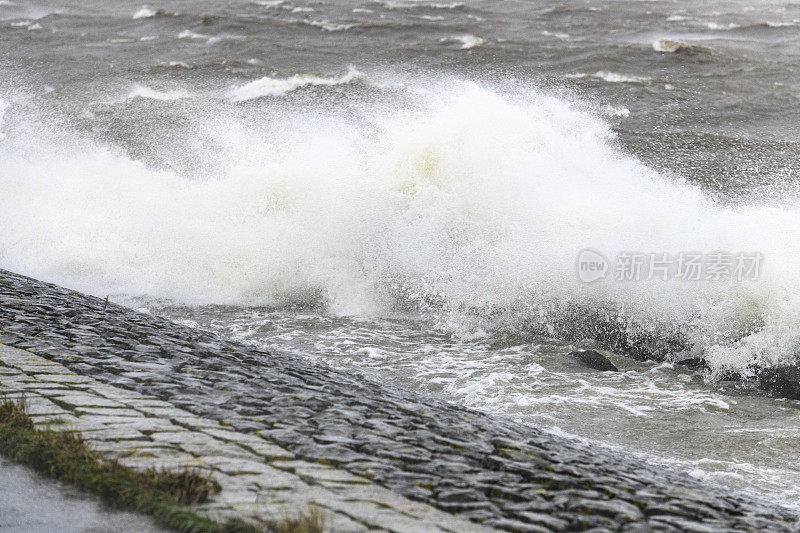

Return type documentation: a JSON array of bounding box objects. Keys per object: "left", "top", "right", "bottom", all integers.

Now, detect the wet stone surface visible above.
[
  {"left": 0, "top": 269, "right": 798, "bottom": 532},
  {"left": 0, "top": 344, "right": 484, "bottom": 533}
]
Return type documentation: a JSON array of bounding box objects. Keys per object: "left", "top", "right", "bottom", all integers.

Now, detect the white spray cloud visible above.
[{"left": 1, "top": 78, "right": 800, "bottom": 376}]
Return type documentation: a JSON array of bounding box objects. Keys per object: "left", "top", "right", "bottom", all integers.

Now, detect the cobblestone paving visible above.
[
  {"left": 0, "top": 343, "right": 487, "bottom": 532},
  {"left": 0, "top": 269, "right": 798, "bottom": 532}
]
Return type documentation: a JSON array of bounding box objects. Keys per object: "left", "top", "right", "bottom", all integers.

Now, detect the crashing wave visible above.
[{"left": 3, "top": 78, "right": 800, "bottom": 393}]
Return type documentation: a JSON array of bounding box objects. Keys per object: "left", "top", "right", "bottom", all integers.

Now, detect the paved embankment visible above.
[
  {"left": 0, "top": 269, "right": 797, "bottom": 532},
  {"left": 0, "top": 343, "right": 485, "bottom": 532}
]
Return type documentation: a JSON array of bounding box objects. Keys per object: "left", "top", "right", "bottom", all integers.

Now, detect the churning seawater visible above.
[{"left": 2, "top": 0, "right": 800, "bottom": 510}]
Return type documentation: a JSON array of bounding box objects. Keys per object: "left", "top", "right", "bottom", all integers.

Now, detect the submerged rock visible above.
[
  {"left": 758, "top": 365, "right": 800, "bottom": 400},
  {"left": 567, "top": 350, "right": 619, "bottom": 372},
  {"left": 676, "top": 358, "right": 710, "bottom": 372}
]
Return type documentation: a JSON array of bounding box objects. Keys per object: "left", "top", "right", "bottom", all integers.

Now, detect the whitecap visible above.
[
  {"left": 178, "top": 29, "right": 205, "bottom": 39},
  {"left": 706, "top": 21, "right": 739, "bottom": 30},
  {"left": 228, "top": 67, "right": 364, "bottom": 101},
  {"left": 592, "top": 71, "right": 651, "bottom": 84},
  {"left": 652, "top": 39, "right": 689, "bottom": 53},
  {"left": 383, "top": 1, "right": 463, "bottom": 9},
  {"left": 542, "top": 30, "right": 570, "bottom": 40},
  {"left": 127, "top": 84, "right": 192, "bottom": 101},
  {"left": 306, "top": 20, "right": 357, "bottom": 32},
  {"left": 177, "top": 29, "right": 240, "bottom": 44},
  {"left": 440, "top": 34, "right": 485, "bottom": 49},
  {"left": 133, "top": 6, "right": 158, "bottom": 19}
]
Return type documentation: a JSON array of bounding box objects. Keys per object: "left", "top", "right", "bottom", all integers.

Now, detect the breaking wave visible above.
[{"left": 2, "top": 74, "right": 800, "bottom": 380}]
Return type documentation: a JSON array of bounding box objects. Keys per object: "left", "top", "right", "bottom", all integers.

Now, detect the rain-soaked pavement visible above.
[{"left": 0, "top": 457, "right": 163, "bottom": 533}]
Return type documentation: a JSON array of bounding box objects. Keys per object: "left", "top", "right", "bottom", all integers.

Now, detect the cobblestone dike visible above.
[{"left": 0, "top": 269, "right": 796, "bottom": 532}]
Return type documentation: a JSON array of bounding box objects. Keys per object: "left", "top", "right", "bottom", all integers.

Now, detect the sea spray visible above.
[{"left": 1, "top": 77, "right": 800, "bottom": 378}]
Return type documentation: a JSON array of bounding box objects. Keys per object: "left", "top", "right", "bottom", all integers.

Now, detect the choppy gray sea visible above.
[{"left": 2, "top": 0, "right": 800, "bottom": 511}]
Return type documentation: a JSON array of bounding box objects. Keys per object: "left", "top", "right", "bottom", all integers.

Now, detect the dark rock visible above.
[
  {"left": 482, "top": 518, "right": 552, "bottom": 533},
  {"left": 567, "top": 350, "right": 619, "bottom": 372},
  {"left": 515, "top": 511, "right": 570, "bottom": 531},
  {"left": 758, "top": 364, "right": 800, "bottom": 400},
  {"left": 676, "top": 358, "right": 710, "bottom": 372},
  {"left": 436, "top": 488, "right": 487, "bottom": 503}
]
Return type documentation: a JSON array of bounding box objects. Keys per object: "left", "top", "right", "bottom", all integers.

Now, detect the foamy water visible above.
[{"left": 154, "top": 305, "right": 800, "bottom": 511}]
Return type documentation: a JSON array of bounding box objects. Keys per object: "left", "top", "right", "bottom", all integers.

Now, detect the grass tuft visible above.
[
  {"left": 0, "top": 398, "right": 325, "bottom": 532},
  {"left": 268, "top": 507, "right": 326, "bottom": 533}
]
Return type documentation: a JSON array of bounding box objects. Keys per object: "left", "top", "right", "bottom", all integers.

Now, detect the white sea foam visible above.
[
  {"left": 177, "top": 29, "right": 239, "bottom": 44},
  {"left": 440, "top": 34, "right": 485, "bottom": 49},
  {"left": 127, "top": 84, "right": 192, "bottom": 101},
  {"left": 2, "top": 78, "right": 800, "bottom": 379},
  {"left": 383, "top": 1, "right": 464, "bottom": 9},
  {"left": 178, "top": 29, "right": 205, "bottom": 40},
  {"left": 652, "top": 39, "right": 689, "bottom": 53},
  {"left": 133, "top": 6, "right": 158, "bottom": 19},
  {"left": 541, "top": 30, "right": 570, "bottom": 40},
  {"left": 0, "top": 98, "right": 7, "bottom": 139},
  {"left": 306, "top": 19, "right": 356, "bottom": 32},
  {"left": 228, "top": 67, "right": 363, "bottom": 101},
  {"left": 566, "top": 72, "right": 650, "bottom": 85},
  {"left": 592, "top": 71, "right": 651, "bottom": 84},
  {"left": 706, "top": 21, "right": 739, "bottom": 30}
]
